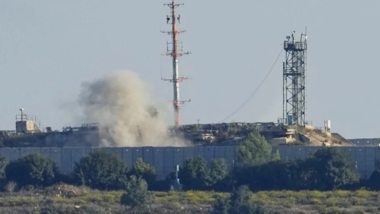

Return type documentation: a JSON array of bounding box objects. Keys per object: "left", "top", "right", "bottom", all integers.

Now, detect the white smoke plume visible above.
[{"left": 79, "top": 71, "right": 187, "bottom": 147}]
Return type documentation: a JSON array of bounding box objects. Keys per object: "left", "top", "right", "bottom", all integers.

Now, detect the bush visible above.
[
  {"left": 72, "top": 150, "right": 128, "bottom": 190},
  {"left": 367, "top": 169, "right": 380, "bottom": 190},
  {"left": 5, "top": 153, "right": 59, "bottom": 188},
  {"left": 212, "top": 195, "right": 230, "bottom": 214},
  {"left": 237, "top": 131, "right": 279, "bottom": 167},
  {"left": 229, "top": 185, "right": 267, "bottom": 214},
  {"left": 5, "top": 181, "right": 17, "bottom": 193},
  {"left": 237, "top": 160, "right": 300, "bottom": 191},
  {"left": 129, "top": 158, "right": 156, "bottom": 187},
  {"left": 179, "top": 157, "right": 229, "bottom": 190},
  {"left": 297, "top": 148, "right": 360, "bottom": 190},
  {"left": 207, "top": 159, "right": 229, "bottom": 188},
  {"left": 179, "top": 156, "right": 209, "bottom": 190},
  {"left": 0, "top": 157, "right": 8, "bottom": 185},
  {"left": 120, "top": 176, "right": 150, "bottom": 211}
]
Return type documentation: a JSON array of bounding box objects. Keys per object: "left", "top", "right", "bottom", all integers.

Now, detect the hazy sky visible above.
[{"left": 0, "top": 0, "right": 379, "bottom": 138}]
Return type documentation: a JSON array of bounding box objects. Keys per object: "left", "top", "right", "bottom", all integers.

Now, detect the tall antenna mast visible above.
[
  {"left": 162, "top": 0, "right": 190, "bottom": 127},
  {"left": 283, "top": 31, "right": 307, "bottom": 126}
]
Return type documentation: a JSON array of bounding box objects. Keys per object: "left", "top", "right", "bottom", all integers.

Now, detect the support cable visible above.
[{"left": 219, "top": 48, "right": 283, "bottom": 123}]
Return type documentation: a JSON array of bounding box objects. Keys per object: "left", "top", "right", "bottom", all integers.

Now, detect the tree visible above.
[
  {"left": 212, "top": 195, "right": 230, "bottom": 214},
  {"left": 367, "top": 169, "right": 380, "bottom": 190},
  {"left": 240, "top": 160, "right": 300, "bottom": 191},
  {"left": 120, "top": 176, "right": 150, "bottom": 212},
  {"left": 129, "top": 158, "right": 156, "bottom": 186},
  {"left": 298, "top": 148, "right": 360, "bottom": 190},
  {"left": 229, "top": 185, "right": 251, "bottom": 214},
  {"left": 237, "top": 131, "right": 279, "bottom": 167},
  {"left": 179, "top": 157, "right": 229, "bottom": 190},
  {"left": 0, "top": 157, "right": 8, "bottom": 185},
  {"left": 72, "top": 150, "right": 128, "bottom": 190},
  {"left": 179, "top": 156, "right": 208, "bottom": 190},
  {"left": 367, "top": 160, "right": 380, "bottom": 190},
  {"left": 229, "top": 185, "right": 267, "bottom": 214},
  {"left": 212, "top": 185, "right": 267, "bottom": 214},
  {"left": 206, "top": 159, "right": 229, "bottom": 188},
  {"left": 5, "top": 153, "right": 58, "bottom": 187}
]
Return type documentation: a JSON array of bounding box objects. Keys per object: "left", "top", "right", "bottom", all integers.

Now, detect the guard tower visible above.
[
  {"left": 283, "top": 31, "right": 307, "bottom": 126},
  {"left": 16, "top": 108, "right": 41, "bottom": 133}
]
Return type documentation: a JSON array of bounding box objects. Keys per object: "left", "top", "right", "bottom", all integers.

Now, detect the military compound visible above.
[
  {"left": 0, "top": 1, "right": 376, "bottom": 183},
  {"left": 0, "top": 84, "right": 378, "bottom": 181},
  {"left": 0, "top": 114, "right": 377, "bottom": 180}
]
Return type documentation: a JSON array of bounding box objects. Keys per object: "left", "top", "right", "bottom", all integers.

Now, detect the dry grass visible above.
[{"left": 0, "top": 188, "right": 378, "bottom": 213}]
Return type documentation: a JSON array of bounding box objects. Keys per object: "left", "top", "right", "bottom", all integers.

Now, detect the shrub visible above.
[
  {"left": 237, "top": 131, "right": 279, "bottom": 167},
  {"left": 5, "top": 181, "right": 17, "bottom": 193},
  {"left": 0, "top": 157, "right": 8, "bottom": 184},
  {"left": 326, "top": 197, "right": 338, "bottom": 206},
  {"left": 229, "top": 185, "right": 267, "bottom": 214},
  {"left": 298, "top": 148, "right": 360, "bottom": 190},
  {"left": 355, "top": 189, "right": 371, "bottom": 199},
  {"left": 120, "top": 176, "right": 150, "bottom": 211},
  {"left": 129, "top": 158, "right": 156, "bottom": 186},
  {"left": 5, "top": 153, "right": 59, "bottom": 187},
  {"left": 212, "top": 195, "right": 230, "bottom": 214},
  {"left": 179, "top": 156, "right": 209, "bottom": 190},
  {"left": 207, "top": 159, "right": 229, "bottom": 189},
  {"left": 72, "top": 150, "right": 128, "bottom": 190},
  {"left": 179, "top": 157, "right": 229, "bottom": 190},
  {"left": 333, "top": 190, "right": 350, "bottom": 198}
]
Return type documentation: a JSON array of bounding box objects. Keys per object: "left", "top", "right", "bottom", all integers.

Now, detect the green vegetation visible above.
[
  {"left": 5, "top": 153, "right": 58, "bottom": 188},
  {"left": 212, "top": 195, "right": 230, "bottom": 214},
  {"left": 237, "top": 131, "right": 280, "bottom": 167},
  {"left": 207, "top": 159, "right": 229, "bottom": 189},
  {"left": 72, "top": 150, "right": 128, "bottom": 190},
  {"left": 0, "top": 131, "right": 379, "bottom": 213},
  {"left": 129, "top": 157, "right": 156, "bottom": 186},
  {"left": 0, "top": 131, "right": 366, "bottom": 193},
  {"left": 235, "top": 147, "right": 360, "bottom": 191},
  {"left": 179, "top": 157, "right": 229, "bottom": 190},
  {"left": 179, "top": 156, "right": 209, "bottom": 190},
  {"left": 0, "top": 157, "right": 7, "bottom": 185},
  {"left": 120, "top": 175, "right": 151, "bottom": 212},
  {"left": 298, "top": 148, "right": 360, "bottom": 190},
  {"left": 0, "top": 188, "right": 379, "bottom": 213},
  {"left": 366, "top": 160, "right": 380, "bottom": 190},
  {"left": 228, "top": 185, "right": 266, "bottom": 214}
]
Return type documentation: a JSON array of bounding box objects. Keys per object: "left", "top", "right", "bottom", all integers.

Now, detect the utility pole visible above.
[{"left": 162, "top": 0, "right": 190, "bottom": 127}]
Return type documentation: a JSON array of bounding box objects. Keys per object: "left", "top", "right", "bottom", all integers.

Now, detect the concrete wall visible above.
[
  {"left": 349, "top": 138, "right": 380, "bottom": 147},
  {"left": 278, "top": 146, "right": 378, "bottom": 179},
  {"left": 0, "top": 146, "right": 378, "bottom": 180}
]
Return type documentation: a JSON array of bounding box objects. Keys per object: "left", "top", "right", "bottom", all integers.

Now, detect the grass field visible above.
[{"left": 0, "top": 185, "right": 379, "bottom": 213}]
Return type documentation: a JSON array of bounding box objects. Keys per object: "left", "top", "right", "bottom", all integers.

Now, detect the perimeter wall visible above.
[{"left": 0, "top": 146, "right": 377, "bottom": 180}]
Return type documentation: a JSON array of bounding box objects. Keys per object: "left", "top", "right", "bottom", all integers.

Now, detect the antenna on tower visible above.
[
  {"left": 161, "top": 0, "right": 191, "bottom": 127},
  {"left": 282, "top": 31, "right": 307, "bottom": 126}
]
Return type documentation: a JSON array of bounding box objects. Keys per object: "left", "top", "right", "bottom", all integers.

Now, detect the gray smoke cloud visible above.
[{"left": 79, "top": 71, "right": 188, "bottom": 147}]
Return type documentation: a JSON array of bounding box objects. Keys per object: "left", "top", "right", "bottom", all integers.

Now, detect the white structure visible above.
[
  {"left": 324, "top": 120, "right": 331, "bottom": 133},
  {"left": 15, "top": 109, "right": 41, "bottom": 133}
]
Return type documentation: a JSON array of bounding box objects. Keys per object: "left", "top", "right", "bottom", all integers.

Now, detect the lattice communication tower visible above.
[
  {"left": 283, "top": 31, "right": 307, "bottom": 126},
  {"left": 162, "top": 0, "right": 190, "bottom": 127}
]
